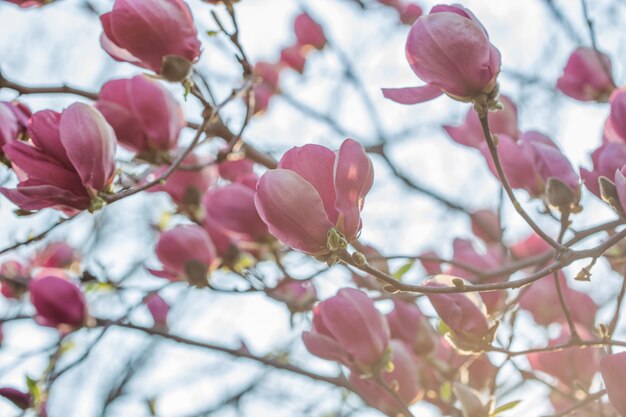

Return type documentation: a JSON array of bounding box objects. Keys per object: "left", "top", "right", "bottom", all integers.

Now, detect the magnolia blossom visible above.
[
  {"left": 0, "top": 260, "right": 30, "bottom": 299},
  {"left": 149, "top": 225, "right": 217, "bottom": 286},
  {"left": 280, "top": 45, "right": 306, "bottom": 73},
  {"left": 387, "top": 300, "right": 436, "bottom": 354},
  {"left": 255, "top": 139, "right": 373, "bottom": 256},
  {"left": 510, "top": 232, "right": 551, "bottom": 259},
  {"left": 470, "top": 209, "right": 501, "bottom": 244},
  {"left": 0, "top": 101, "right": 30, "bottom": 150},
  {"left": 294, "top": 13, "right": 327, "bottom": 50},
  {"left": 443, "top": 95, "right": 519, "bottom": 148},
  {"left": 609, "top": 88, "right": 626, "bottom": 144},
  {"left": 350, "top": 340, "right": 422, "bottom": 415},
  {"left": 29, "top": 275, "right": 87, "bottom": 330},
  {"left": 601, "top": 352, "right": 626, "bottom": 417},
  {"left": 0, "top": 103, "right": 116, "bottom": 213},
  {"left": 146, "top": 294, "right": 169, "bottom": 328},
  {"left": 32, "top": 242, "right": 78, "bottom": 269},
  {"left": 302, "top": 288, "right": 390, "bottom": 370},
  {"left": 271, "top": 278, "right": 318, "bottom": 312},
  {"left": 96, "top": 75, "right": 185, "bottom": 154},
  {"left": 100, "top": 0, "right": 201, "bottom": 81},
  {"left": 383, "top": 4, "right": 500, "bottom": 104},
  {"left": 580, "top": 143, "right": 626, "bottom": 199},
  {"left": 556, "top": 47, "right": 615, "bottom": 102},
  {"left": 4, "top": 0, "right": 52, "bottom": 7},
  {"left": 218, "top": 158, "right": 255, "bottom": 182}
]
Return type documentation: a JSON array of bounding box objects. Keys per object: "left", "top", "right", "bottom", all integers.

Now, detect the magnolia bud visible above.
[{"left": 161, "top": 55, "right": 194, "bottom": 82}]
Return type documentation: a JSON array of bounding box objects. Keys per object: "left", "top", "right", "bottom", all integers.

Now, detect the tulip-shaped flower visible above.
[
  {"left": 350, "top": 340, "right": 422, "bottom": 415},
  {"left": 203, "top": 183, "right": 269, "bottom": 244},
  {"left": 387, "top": 300, "right": 436, "bottom": 354},
  {"left": 0, "top": 101, "right": 30, "bottom": 150},
  {"left": 426, "top": 277, "right": 493, "bottom": 345},
  {"left": 33, "top": 242, "right": 78, "bottom": 269},
  {"left": 580, "top": 143, "right": 626, "bottom": 199},
  {"left": 601, "top": 352, "right": 626, "bottom": 417},
  {"left": 528, "top": 326, "right": 600, "bottom": 390},
  {"left": 0, "top": 103, "right": 116, "bottom": 213},
  {"left": 255, "top": 139, "right": 374, "bottom": 256},
  {"left": 100, "top": 0, "right": 201, "bottom": 82},
  {"left": 557, "top": 47, "right": 615, "bottom": 102},
  {"left": 302, "top": 288, "right": 390, "bottom": 371},
  {"left": 444, "top": 95, "right": 519, "bottom": 148},
  {"left": 29, "top": 275, "right": 87, "bottom": 330},
  {"left": 271, "top": 278, "right": 318, "bottom": 312},
  {"left": 96, "top": 76, "right": 185, "bottom": 155},
  {"left": 146, "top": 293, "right": 169, "bottom": 329},
  {"left": 149, "top": 225, "right": 217, "bottom": 287},
  {"left": 294, "top": 13, "right": 327, "bottom": 50},
  {"left": 383, "top": 4, "right": 501, "bottom": 105}
]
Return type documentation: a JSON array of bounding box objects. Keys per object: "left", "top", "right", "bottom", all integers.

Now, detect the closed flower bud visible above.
[
  {"left": 96, "top": 75, "right": 185, "bottom": 155},
  {"left": 146, "top": 293, "right": 169, "bottom": 329},
  {"left": 32, "top": 242, "right": 78, "bottom": 270},
  {"left": 470, "top": 209, "right": 501, "bottom": 244},
  {"left": 100, "top": 0, "right": 201, "bottom": 81},
  {"left": 302, "top": 288, "right": 390, "bottom": 370},
  {"left": 387, "top": 300, "right": 436, "bottom": 354},
  {"left": 350, "top": 340, "right": 422, "bottom": 415},
  {"left": 271, "top": 278, "right": 317, "bottom": 312},
  {"left": 557, "top": 47, "right": 615, "bottom": 102},
  {"left": 280, "top": 45, "right": 307, "bottom": 73},
  {"left": 383, "top": 4, "right": 501, "bottom": 105},
  {"left": 29, "top": 275, "right": 87, "bottom": 330},
  {"left": 294, "top": 13, "right": 327, "bottom": 50},
  {"left": 218, "top": 158, "right": 255, "bottom": 183},
  {"left": 580, "top": 142, "right": 626, "bottom": 199},
  {"left": 600, "top": 352, "right": 626, "bottom": 417},
  {"left": 149, "top": 225, "right": 217, "bottom": 286},
  {"left": 255, "top": 139, "right": 373, "bottom": 256},
  {"left": 0, "top": 103, "right": 116, "bottom": 213}
]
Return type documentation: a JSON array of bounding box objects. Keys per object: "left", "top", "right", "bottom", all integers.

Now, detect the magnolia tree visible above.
[{"left": 0, "top": 0, "right": 625, "bottom": 416}]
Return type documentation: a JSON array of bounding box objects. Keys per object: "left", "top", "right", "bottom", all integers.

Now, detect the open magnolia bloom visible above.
[
  {"left": 383, "top": 4, "right": 501, "bottom": 105},
  {"left": 255, "top": 139, "right": 373, "bottom": 257}
]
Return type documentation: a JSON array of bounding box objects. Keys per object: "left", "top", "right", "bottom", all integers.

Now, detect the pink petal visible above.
[{"left": 382, "top": 84, "right": 442, "bottom": 104}]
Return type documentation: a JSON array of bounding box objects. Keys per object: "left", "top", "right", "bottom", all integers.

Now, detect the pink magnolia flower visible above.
[
  {"left": 426, "top": 277, "right": 491, "bottom": 343},
  {"left": 612, "top": 165, "right": 626, "bottom": 213},
  {"left": 0, "top": 260, "right": 30, "bottom": 299},
  {"left": 350, "top": 340, "right": 422, "bottom": 415},
  {"left": 0, "top": 387, "right": 31, "bottom": 410},
  {"left": 470, "top": 209, "right": 501, "bottom": 244},
  {"left": 294, "top": 12, "right": 327, "bottom": 50},
  {"left": 29, "top": 275, "right": 87, "bottom": 330},
  {"left": 510, "top": 232, "right": 551, "bottom": 259},
  {"left": 255, "top": 139, "right": 374, "bottom": 256},
  {"left": 100, "top": 0, "right": 201, "bottom": 82},
  {"left": 280, "top": 45, "right": 307, "bottom": 73},
  {"left": 218, "top": 158, "right": 254, "bottom": 182},
  {"left": 148, "top": 152, "right": 217, "bottom": 207},
  {"left": 149, "top": 225, "right": 217, "bottom": 286},
  {"left": 383, "top": 4, "right": 501, "bottom": 105},
  {"left": 519, "top": 272, "right": 597, "bottom": 328},
  {"left": 271, "top": 278, "right": 317, "bottom": 312},
  {"left": 96, "top": 76, "right": 185, "bottom": 154},
  {"left": 527, "top": 326, "right": 600, "bottom": 389},
  {"left": 3, "top": 0, "right": 52, "bottom": 7},
  {"left": 0, "top": 101, "right": 30, "bottom": 150},
  {"left": 399, "top": 3, "right": 423, "bottom": 25},
  {"left": 302, "top": 288, "right": 390, "bottom": 370},
  {"left": 387, "top": 300, "right": 436, "bottom": 354},
  {"left": 480, "top": 131, "right": 579, "bottom": 198},
  {"left": 443, "top": 95, "right": 519, "bottom": 148},
  {"left": 146, "top": 293, "right": 169, "bottom": 328},
  {"left": 32, "top": 242, "right": 78, "bottom": 269},
  {"left": 580, "top": 142, "right": 626, "bottom": 199},
  {"left": 556, "top": 47, "right": 615, "bottom": 102},
  {"left": 203, "top": 183, "right": 269, "bottom": 244},
  {"left": 609, "top": 88, "right": 626, "bottom": 144},
  {"left": 601, "top": 352, "right": 626, "bottom": 417},
  {"left": 251, "top": 62, "right": 281, "bottom": 114},
  {"left": 0, "top": 103, "right": 116, "bottom": 213}
]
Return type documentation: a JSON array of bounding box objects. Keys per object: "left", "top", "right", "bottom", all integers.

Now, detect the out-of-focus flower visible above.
[
  {"left": 580, "top": 142, "right": 626, "bottom": 199},
  {"left": 29, "top": 275, "right": 87, "bottom": 330},
  {"left": 0, "top": 387, "right": 30, "bottom": 410},
  {"left": 527, "top": 326, "right": 600, "bottom": 389},
  {"left": 32, "top": 242, "right": 78, "bottom": 270},
  {"left": 96, "top": 76, "right": 185, "bottom": 155},
  {"left": 387, "top": 300, "right": 436, "bottom": 354},
  {"left": 443, "top": 95, "right": 518, "bottom": 148},
  {"left": 557, "top": 47, "right": 615, "bottom": 102},
  {"left": 302, "top": 288, "right": 390, "bottom": 371},
  {"left": 280, "top": 45, "right": 306, "bottom": 73},
  {"left": 0, "top": 260, "right": 30, "bottom": 299},
  {"left": 271, "top": 278, "right": 317, "bottom": 312},
  {"left": 100, "top": 0, "right": 201, "bottom": 82},
  {"left": 0, "top": 101, "right": 30, "bottom": 150},
  {"left": 399, "top": 3, "right": 423, "bottom": 25},
  {"left": 149, "top": 225, "right": 217, "bottom": 286},
  {"left": 0, "top": 103, "right": 116, "bottom": 213},
  {"left": 601, "top": 352, "right": 626, "bottom": 417},
  {"left": 255, "top": 139, "right": 373, "bottom": 256},
  {"left": 350, "top": 340, "right": 422, "bottom": 415},
  {"left": 383, "top": 4, "right": 500, "bottom": 105},
  {"left": 3, "top": 0, "right": 52, "bottom": 7},
  {"left": 146, "top": 293, "right": 169, "bottom": 328},
  {"left": 510, "top": 232, "right": 552, "bottom": 259},
  {"left": 470, "top": 209, "right": 501, "bottom": 244},
  {"left": 218, "top": 157, "right": 255, "bottom": 182},
  {"left": 294, "top": 12, "right": 327, "bottom": 50}
]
